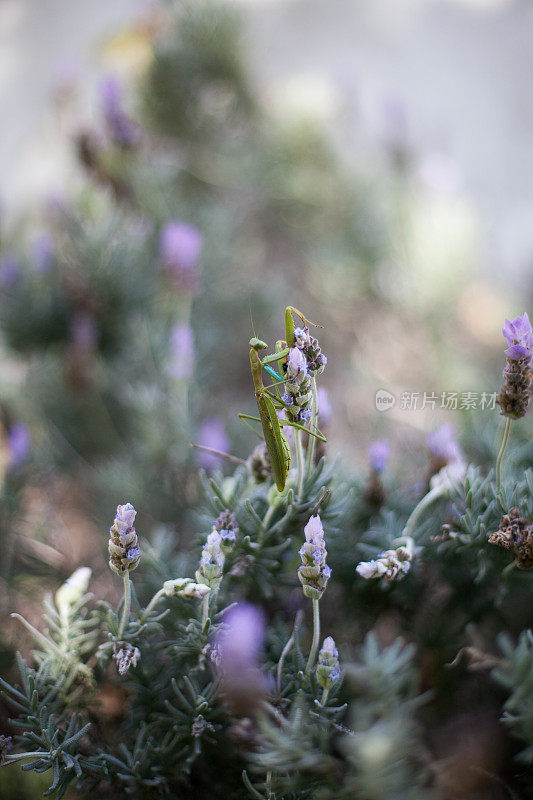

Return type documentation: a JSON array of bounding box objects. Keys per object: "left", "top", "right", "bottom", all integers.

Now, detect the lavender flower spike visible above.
[
  {"left": 195, "top": 531, "right": 225, "bottom": 590},
  {"left": 298, "top": 515, "right": 331, "bottom": 599},
  {"left": 498, "top": 312, "right": 533, "bottom": 419},
  {"left": 101, "top": 75, "right": 139, "bottom": 149},
  {"left": 368, "top": 440, "right": 390, "bottom": 473},
  {"left": 108, "top": 503, "right": 141, "bottom": 575},
  {"left": 316, "top": 636, "right": 341, "bottom": 691},
  {"left": 502, "top": 313, "right": 533, "bottom": 361}
]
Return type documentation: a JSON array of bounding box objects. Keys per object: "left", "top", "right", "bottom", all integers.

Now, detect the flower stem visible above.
[
  {"left": 140, "top": 588, "right": 165, "bottom": 622},
  {"left": 305, "top": 598, "right": 320, "bottom": 675},
  {"left": 117, "top": 575, "right": 131, "bottom": 640},
  {"left": 295, "top": 429, "right": 305, "bottom": 500},
  {"left": 276, "top": 609, "right": 303, "bottom": 694},
  {"left": 496, "top": 417, "right": 512, "bottom": 490},
  {"left": 402, "top": 484, "right": 446, "bottom": 540},
  {"left": 321, "top": 687, "right": 329, "bottom": 706},
  {"left": 305, "top": 378, "right": 318, "bottom": 472}
]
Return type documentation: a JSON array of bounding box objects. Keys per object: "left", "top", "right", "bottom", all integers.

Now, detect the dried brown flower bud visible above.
[{"left": 489, "top": 508, "right": 533, "bottom": 569}]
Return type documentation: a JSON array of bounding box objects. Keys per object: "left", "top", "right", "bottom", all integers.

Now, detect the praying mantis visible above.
[{"left": 238, "top": 306, "right": 326, "bottom": 492}]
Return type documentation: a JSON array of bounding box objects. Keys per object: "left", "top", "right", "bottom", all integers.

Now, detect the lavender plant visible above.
[{"left": 1, "top": 306, "right": 532, "bottom": 800}]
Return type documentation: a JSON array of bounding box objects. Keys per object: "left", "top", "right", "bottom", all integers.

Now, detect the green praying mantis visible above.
[{"left": 238, "top": 306, "right": 326, "bottom": 492}]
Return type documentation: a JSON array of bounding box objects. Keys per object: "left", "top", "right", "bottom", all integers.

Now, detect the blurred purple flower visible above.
[
  {"left": 70, "top": 314, "right": 98, "bottom": 353},
  {"left": 197, "top": 418, "right": 230, "bottom": 470},
  {"left": 426, "top": 424, "right": 463, "bottom": 465},
  {"left": 317, "top": 387, "right": 332, "bottom": 427},
  {"left": 368, "top": 440, "right": 390, "bottom": 473},
  {"left": 215, "top": 602, "right": 266, "bottom": 713},
  {"left": 218, "top": 603, "right": 265, "bottom": 671},
  {"left": 0, "top": 255, "right": 20, "bottom": 289},
  {"left": 502, "top": 313, "right": 533, "bottom": 362},
  {"left": 159, "top": 222, "right": 203, "bottom": 293},
  {"left": 168, "top": 323, "right": 194, "bottom": 380},
  {"left": 100, "top": 75, "right": 139, "bottom": 149},
  {"left": 32, "top": 232, "right": 54, "bottom": 273},
  {"left": 7, "top": 424, "right": 30, "bottom": 467}
]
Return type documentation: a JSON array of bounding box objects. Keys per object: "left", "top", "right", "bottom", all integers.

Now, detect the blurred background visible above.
[{"left": 0, "top": 0, "right": 532, "bottom": 793}]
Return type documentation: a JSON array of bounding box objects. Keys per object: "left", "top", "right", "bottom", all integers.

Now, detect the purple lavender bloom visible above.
[
  {"left": 317, "top": 387, "right": 332, "bottom": 427},
  {"left": 502, "top": 313, "right": 533, "bottom": 361},
  {"left": 426, "top": 424, "right": 463, "bottom": 465},
  {"left": 286, "top": 346, "right": 308, "bottom": 385},
  {"left": 0, "top": 255, "right": 20, "bottom": 289},
  {"left": 100, "top": 75, "right": 139, "bottom": 148},
  {"left": 115, "top": 502, "right": 137, "bottom": 530},
  {"left": 215, "top": 602, "right": 266, "bottom": 713},
  {"left": 159, "top": 222, "right": 203, "bottom": 293},
  {"left": 167, "top": 323, "right": 194, "bottom": 380},
  {"left": 218, "top": 603, "right": 265, "bottom": 670},
  {"left": 32, "top": 232, "right": 54, "bottom": 273},
  {"left": 299, "top": 408, "right": 312, "bottom": 424},
  {"left": 7, "top": 424, "right": 30, "bottom": 467},
  {"left": 368, "top": 440, "right": 390, "bottom": 473},
  {"left": 196, "top": 418, "right": 230, "bottom": 470}
]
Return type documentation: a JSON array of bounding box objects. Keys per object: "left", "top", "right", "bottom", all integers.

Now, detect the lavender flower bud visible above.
[
  {"left": 215, "top": 602, "right": 266, "bottom": 714},
  {"left": 368, "top": 440, "right": 390, "bottom": 474},
  {"left": 196, "top": 531, "right": 225, "bottom": 589},
  {"left": 298, "top": 515, "right": 331, "bottom": 600},
  {"left": 108, "top": 502, "right": 141, "bottom": 576},
  {"left": 113, "top": 641, "right": 140, "bottom": 676},
  {"left": 356, "top": 544, "right": 412, "bottom": 582},
  {"left": 213, "top": 509, "right": 239, "bottom": 554},
  {"left": 305, "top": 334, "right": 327, "bottom": 377},
  {"left": 293, "top": 326, "right": 311, "bottom": 349},
  {"left": 497, "top": 313, "right": 533, "bottom": 419},
  {"left": 316, "top": 636, "right": 341, "bottom": 691},
  {"left": 163, "top": 577, "right": 211, "bottom": 599}
]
